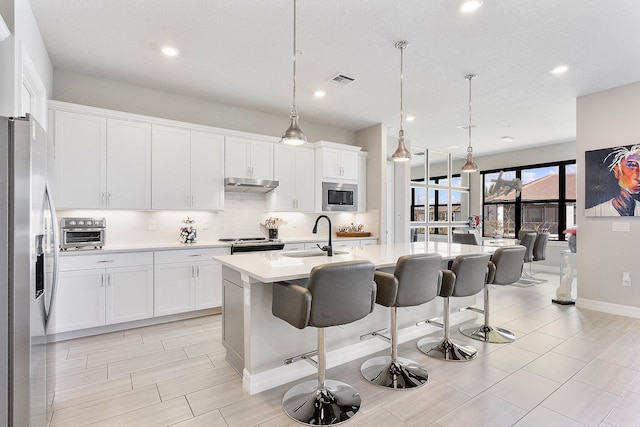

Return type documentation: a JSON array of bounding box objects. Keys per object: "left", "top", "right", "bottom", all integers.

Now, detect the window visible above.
[
  {"left": 410, "top": 148, "right": 470, "bottom": 242},
  {"left": 482, "top": 160, "right": 576, "bottom": 240}
]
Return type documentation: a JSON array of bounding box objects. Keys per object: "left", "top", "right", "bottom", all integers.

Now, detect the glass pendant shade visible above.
[
  {"left": 280, "top": 0, "right": 307, "bottom": 146},
  {"left": 461, "top": 150, "right": 478, "bottom": 172}
]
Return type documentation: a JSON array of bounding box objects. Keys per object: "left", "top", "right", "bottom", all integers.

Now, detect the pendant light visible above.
[
  {"left": 280, "top": 0, "right": 307, "bottom": 146},
  {"left": 461, "top": 73, "right": 478, "bottom": 173},
  {"left": 391, "top": 40, "right": 411, "bottom": 162}
]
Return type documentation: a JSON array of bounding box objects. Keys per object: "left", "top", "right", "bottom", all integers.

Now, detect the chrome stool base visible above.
[
  {"left": 282, "top": 379, "right": 361, "bottom": 425},
  {"left": 361, "top": 356, "right": 429, "bottom": 389},
  {"left": 460, "top": 323, "right": 515, "bottom": 343},
  {"left": 417, "top": 337, "right": 477, "bottom": 361}
]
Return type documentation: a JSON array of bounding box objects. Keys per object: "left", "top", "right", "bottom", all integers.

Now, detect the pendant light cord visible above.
[
  {"left": 466, "top": 74, "right": 476, "bottom": 153},
  {"left": 400, "top": 44, "right": 404, "bottom": 134},
  {"left": 395, "top": 41, "right": 408, "bottom": 138},
  {"left": 292, "top": 0, "right": 298, "bottom": 115}
]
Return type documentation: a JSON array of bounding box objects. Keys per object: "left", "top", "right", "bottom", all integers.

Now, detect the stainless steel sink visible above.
[{"left": 281, "top": 250, "right": 350, "bottom": 258}]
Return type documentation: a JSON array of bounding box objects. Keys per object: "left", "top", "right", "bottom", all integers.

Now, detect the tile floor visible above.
[{"left": 49, "top": 272, "right": 640, "bottom": 426}]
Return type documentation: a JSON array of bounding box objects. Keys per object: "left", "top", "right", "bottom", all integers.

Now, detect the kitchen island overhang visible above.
[{"left": 214, "top": 242, "right": 496, "bottom": 395}]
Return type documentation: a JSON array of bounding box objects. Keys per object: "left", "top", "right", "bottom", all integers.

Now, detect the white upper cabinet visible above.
[
  {"left": 270, "top": 145, "right": 315, "bottom": 212},
  {"left": 55, "top": 110, "right": 106, "bottom": 208},
  {"left": 152, "top": 125, "right": 191, "bottom": 209},
  {"left": 320, "top": 147, "right": 358, "bottom": 181},
  {"left": 106, "top": 119, "right": 152, "bottom": 209},
  {"left": 225, "top": 136, "right": 273, "bottom": 181},
  {"left": 54, "top": 109, "right": 151, "bottom": 209},
  {"left": 191, "top": 131, "right": 225, "bottom": 211},
  {"left": 152, "top": 125, "right": 225, "bottom": 210}
]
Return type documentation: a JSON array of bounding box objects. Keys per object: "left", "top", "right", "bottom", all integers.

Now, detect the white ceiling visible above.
[{"left": 29, "top": 0, "right": 640, "bottom": 156}]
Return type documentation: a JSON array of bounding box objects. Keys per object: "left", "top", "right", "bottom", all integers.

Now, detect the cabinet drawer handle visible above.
[
  {"left": 187, "top": 254, "right": 201, "bottom": 257},
  {"left": 97, "top": 260, "right": 114, "bottom": 263}
]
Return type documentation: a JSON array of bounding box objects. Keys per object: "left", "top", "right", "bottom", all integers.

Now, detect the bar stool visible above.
[
  {"left": 519, "top": 232, "right": 536, "bottom": 278},
  {"left": 272, "top": 260, "right": 377, "bottom": 425},
  {"left": 460, "top": 246, "right": 525, "bottom": 343},
  {"left": 417, "top": 253, "right": 493, "bottom": 361},
  {"left": 360, "top": 253, "right": 442, "bottom": 389}
]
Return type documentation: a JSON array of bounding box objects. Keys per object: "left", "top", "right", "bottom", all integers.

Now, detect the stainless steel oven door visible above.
[
  {"left": 322, "top": 182, "right": 358, "bottom": 211},
  {"left": 61, "top": 228, "right": 105, "bottom": 249}
]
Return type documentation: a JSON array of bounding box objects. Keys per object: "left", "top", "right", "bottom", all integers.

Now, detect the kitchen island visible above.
[{"left": 214, "top": 242, "right": 496, "bottom": 394}]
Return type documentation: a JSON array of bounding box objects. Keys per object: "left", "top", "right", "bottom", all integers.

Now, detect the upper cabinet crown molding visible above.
[
  {"left": 48, "top": 100, "right": 280, "bottom": 143},
  {"left": 309, "top": 140, "right": 363, "bottom": 152}
]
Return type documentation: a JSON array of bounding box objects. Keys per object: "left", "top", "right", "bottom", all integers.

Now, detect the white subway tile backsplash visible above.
[{"left": 58, "top": 193, "right": 376, "bottom": 246}]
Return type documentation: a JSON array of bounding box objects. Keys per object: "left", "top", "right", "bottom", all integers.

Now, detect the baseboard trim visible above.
[{"left": 576, "top": 298, "right": 640, "bottom": 319}]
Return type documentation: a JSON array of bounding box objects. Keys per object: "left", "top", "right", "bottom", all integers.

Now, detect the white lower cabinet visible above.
[
  {"left": 52, "top": 252, "right": 154, "bottom": 334},
  {"left": 153, "top": 248, "right": 226, "bottom": 317}
]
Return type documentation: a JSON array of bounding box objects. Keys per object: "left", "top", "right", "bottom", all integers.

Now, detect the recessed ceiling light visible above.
[
  {"left": 405, "top": 116, "right": 416, "bottom": 122},
  {"left": 551, "top": 64, "right": 568, "bottom": 74},
  {"left": 314, "top": 90, "right": 326, "bottom": 98},
  {"left": 460, "top": 0, "right": 484, "bottom": 13},
  {"left": 161, "top": 46, "right": 179, "bottom": 57},
  {"left": 501, "top": 136, "right": 515, "bottom": 142}
]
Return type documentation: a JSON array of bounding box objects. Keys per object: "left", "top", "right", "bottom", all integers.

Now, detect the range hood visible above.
[{"left": 224, "top": 177, "right": 279, "bottom": 193}]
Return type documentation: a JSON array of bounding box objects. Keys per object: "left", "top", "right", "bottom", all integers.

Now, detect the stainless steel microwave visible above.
[{"left": 322, "top": 182, "right": 358, "bottom": 212}]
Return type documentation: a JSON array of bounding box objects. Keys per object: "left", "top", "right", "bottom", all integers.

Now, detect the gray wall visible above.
[
  {"left": 53, "top": 70, "right": 356, "bottom": 145},
  {"left": 577, "top": 80, "right": 640, "bottom": 313}
]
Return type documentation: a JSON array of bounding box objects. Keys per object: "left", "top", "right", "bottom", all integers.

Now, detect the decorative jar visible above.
[{"left": 180, "top": 217, "right": 197, "bottom": 243}]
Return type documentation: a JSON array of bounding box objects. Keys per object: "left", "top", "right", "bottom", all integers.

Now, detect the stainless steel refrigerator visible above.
[{"left": 1, "top": 115, "right": 59, "bottom": 426}]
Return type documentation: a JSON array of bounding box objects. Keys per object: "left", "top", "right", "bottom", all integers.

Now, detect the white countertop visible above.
[
  {"left": 58, "top": 235, "right": 379, "bottom": 256},
  {"left": 214, "top": 241, "right": 496, "bottom": 282}
]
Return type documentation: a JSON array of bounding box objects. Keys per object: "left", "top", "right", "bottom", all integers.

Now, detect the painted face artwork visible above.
[{"left": 613, "top": 152, "right": 640, "bottom": 194}]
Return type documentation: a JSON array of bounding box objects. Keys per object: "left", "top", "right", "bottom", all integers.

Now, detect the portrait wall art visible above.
[{"left": 585, "top": 144, "right": 640, "bottom": 216}]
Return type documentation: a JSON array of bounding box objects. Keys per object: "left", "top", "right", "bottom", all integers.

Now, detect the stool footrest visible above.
[
  {"left": 360, "top": 328, "right": 390, "bottom": 343},
  {"left": 463, "top": 306, "right": 484, "bottom": 314},
  {"left": 284, "top": 350, "right": 318, "bottom": 367},
  {"left": 416, "top": 316, "right": 443, "bottom": 328}
]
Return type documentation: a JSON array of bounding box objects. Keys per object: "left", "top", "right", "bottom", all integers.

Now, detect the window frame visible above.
[{"left": 482, "top": 160, "right": 576, "bottom": 241}]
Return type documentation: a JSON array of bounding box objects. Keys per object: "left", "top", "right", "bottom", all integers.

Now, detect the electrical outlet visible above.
[
  {"left": 202, "top": 221, "right": 209, "bottom": 230},
  {"left": 622, "top": 272, "right": 631, "bottom": 287},
  {"left": 148, "top": 221, "right": 156, "bottom": 231}
]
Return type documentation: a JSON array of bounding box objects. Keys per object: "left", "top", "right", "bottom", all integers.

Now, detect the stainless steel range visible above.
[{"left": 219, "top": 237, "right": 285, "bottom": 254}]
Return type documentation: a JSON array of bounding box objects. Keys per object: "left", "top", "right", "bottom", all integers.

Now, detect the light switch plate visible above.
[{"left": 612, "top": 222, "right": 630, "bottom": 232}]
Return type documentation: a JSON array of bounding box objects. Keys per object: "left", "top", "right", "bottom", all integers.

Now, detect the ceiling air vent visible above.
[{"left": 329, "top": 73, "right": 356, "bottom": 86}]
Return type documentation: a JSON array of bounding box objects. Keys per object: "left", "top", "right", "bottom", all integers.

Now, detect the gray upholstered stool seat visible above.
[
  {"left": 417, "top": 253, "right": 493, "bottom": 361},
  {"left": 272, "top": 260, "right": 376, "bottom": 425},
  {"left": 360, "top": 253, "right": 442, "bottom": 389},
  {"left": 460, "top": 246, "right": 526, "bottom": 343}
]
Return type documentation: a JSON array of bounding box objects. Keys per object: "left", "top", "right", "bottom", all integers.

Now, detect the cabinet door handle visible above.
[
  {"left": 107, "top": 273, "right": 111, "bottom": 287},
  {"left": 101, "top": 192, "right": 106, "bottom": 205},
  {"left": 101, "top": 275, "right": 104, "bottom": 287},
  {"left": 107, "top": 192, "right": 112, "bottom": 205},
  {"left": 247, "top": 166, "right": 252, "bottom": 178},
  {"left": 191, "top": 266, "right": 195, "bottom": 277},
  {"left": 191, "top": 195, "right": 194, "bottom": 206},
  {"left": 196, "top": 265, "right": 200, "bottom": 277}
]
